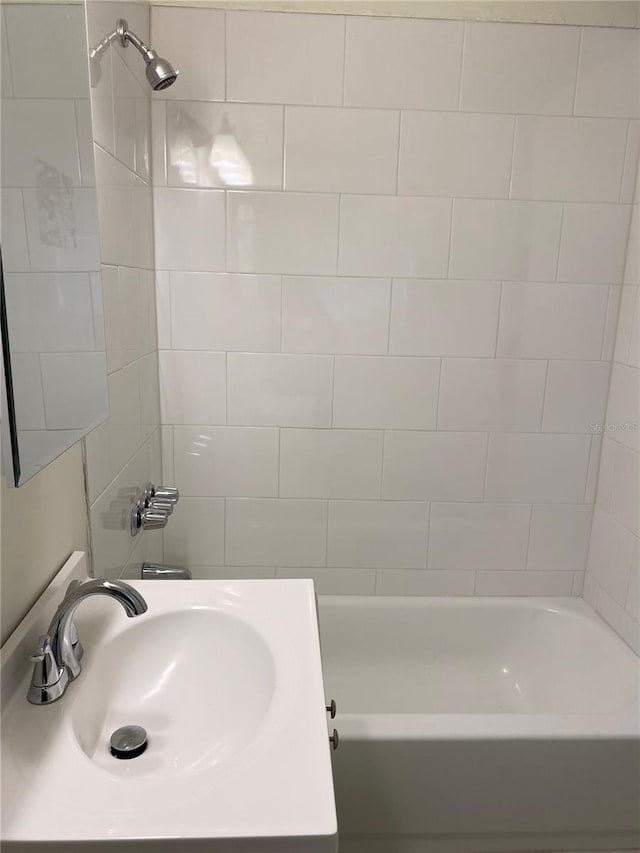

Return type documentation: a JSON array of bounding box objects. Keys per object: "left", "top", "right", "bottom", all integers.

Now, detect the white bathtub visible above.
[{"left": 317, "top": 596, "right": 640, "bottom": 853}]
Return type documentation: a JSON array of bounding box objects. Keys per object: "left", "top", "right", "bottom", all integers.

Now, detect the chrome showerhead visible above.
[
  {"left": 90, "top": 19, "right": 179, "bottom": 91},
  {"left": 143, "top": 50, "right": 179, "bottom": 91}
]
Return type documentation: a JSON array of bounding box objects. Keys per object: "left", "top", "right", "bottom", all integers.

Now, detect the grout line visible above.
[
  {"left": 222, "top": 9, "right": 228, "bottom": 103},
  {"left": 335, "top": 194, "right": 342, "bottom": 274},
  {"left": 341, "top": 14, "right": 347, "bottom": 108},
  {"left": 457, "top": 21, "right": 466, "bottom": 112},
  {"left": 280, "top": 105, "right": 287, "bottom": 192},
  {"left": 481, "top": 432, "right": 491, "bottom": 502},
  {"left": 330, "top": 355, "right": 336, "bottom": 428},
  {"left": 523, "top": 503, "right": 534, "bottom": 571},
  {"left": 445, "top": 199, "right": 455, "bottom": 278},
  {"left": 434, "top": 357, "right": 443, "bottom": 430},
  {"left": 554, "top": 203, "right": 565, "bottom": 281},
  {"left": 386, "top": 279, "right": 393, "bottom": 355},
  {"left": 324, "top": 499, "right": 330, "bottom": 568},
  {"left": 618, "top": 120, "right": 632, "bottom": 203},
  {"left": 539, "top": 359, "right": 550, "bottom": 431},
  {"left": 571, "top": 28, "right": 583, "bottom": 117},
  {"left": 276, "top": 427, "right": 281, "bottom": 497},
  {"left": 278, "top": 275, "right": 284, "bottom": 353},
  {"left": 507, "top": 114, "right": 518, "bottom": 199},
  {"left": 379, "top": 430, "right": 386, "bottom": 500},
  {"left": 395, "top": 110, "right": 402, "bottom": 195},
  {"left": 493, "top": 282, "right": 503, "bottom": 357}
]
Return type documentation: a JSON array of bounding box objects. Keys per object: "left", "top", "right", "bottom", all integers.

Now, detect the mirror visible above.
[{"left": 0, "top": 2, "right": 108, "bottom": 486}]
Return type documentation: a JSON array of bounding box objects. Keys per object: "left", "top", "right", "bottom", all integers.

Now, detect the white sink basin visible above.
[{"left": 1, "top": 553, "right": 338, "bottom": 852}]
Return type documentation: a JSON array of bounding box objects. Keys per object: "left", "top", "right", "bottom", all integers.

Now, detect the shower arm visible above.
[{"left": 90, "top": 20, "right": 154, "bottom": 65}]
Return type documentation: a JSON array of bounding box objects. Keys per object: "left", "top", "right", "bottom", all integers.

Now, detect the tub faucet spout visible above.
[{"left": 27, "top": 579, "right": 147, "bottom": 706}]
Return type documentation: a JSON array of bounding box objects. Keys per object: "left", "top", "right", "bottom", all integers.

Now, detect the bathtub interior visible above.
[{"left": 317, "top": 596, "right": 640, "bottom": 715}]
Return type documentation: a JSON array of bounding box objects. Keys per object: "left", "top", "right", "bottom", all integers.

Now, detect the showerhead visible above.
[
  {"left": 144, "top": 50, "right": 179, "bottom": 91},
  {"left": 90, "top": 19, "right": 179, "bottom": 92},
  {"left": 116, "top": 20, "right": 179, "bottom": 91}
]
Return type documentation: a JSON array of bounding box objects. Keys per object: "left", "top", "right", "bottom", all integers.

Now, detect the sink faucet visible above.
[{"left": 28, "top": 579, "right": 148, "bottom": 705}]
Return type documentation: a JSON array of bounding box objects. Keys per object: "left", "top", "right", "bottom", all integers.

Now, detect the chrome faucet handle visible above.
[
  {"left": 148, "top": 497, "right": 174, "bottom": 515},
  {"left": 153, "top": 486, "right": 179, "bottom": 504},
  {"left": 28, "top": 635, "right": 68, "bottom": 704},
  {"left": 140, "top": 507, "right": 169, "bottom": 530}
]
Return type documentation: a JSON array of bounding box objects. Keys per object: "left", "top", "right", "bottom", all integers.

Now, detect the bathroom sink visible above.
[{"left": 1, "top": 555, "right": 337, "bottom": 852}]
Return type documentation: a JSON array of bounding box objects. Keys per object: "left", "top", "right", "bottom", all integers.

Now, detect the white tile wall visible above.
[
  {"left": 151, "top": 8, "right": 638, "bottom": 596},
  {"left": 585, "top": 156, "right": 640, "bottom": 649},
  {"left": 82, "top": 0, "right": 163, "bottom": 580}
]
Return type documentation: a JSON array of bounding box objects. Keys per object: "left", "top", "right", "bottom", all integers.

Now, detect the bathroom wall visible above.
[
  {"left": 0, "top": 3, "right": 91, "bottom": 642},
  {"left": 82, "top": 0, "right": 164, "bottom": 580},
  {"left": 585, "top": 153, "right": 640, "bottom": 653},
  {"left": 152, "top": 9, "right": 639, "bottom": 594}
]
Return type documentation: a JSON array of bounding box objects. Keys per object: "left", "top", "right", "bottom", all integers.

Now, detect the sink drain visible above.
[{"left": 110, "top": 725, "right": 148, "bottom": 759}]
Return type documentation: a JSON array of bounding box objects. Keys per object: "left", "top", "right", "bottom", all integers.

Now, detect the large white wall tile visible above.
[
  {"left": 511, "top": 116, "right": 627, "bottom": 202},
  {"left": 527, "top": 504, "right": 593, "bottom": 571},
  {"left": 376, "top": 569, "right": 476, "bottom": 596},
  {"left": 280, "top": 429, "right": 383, "bottom": 499},
  {"left": 4, "top": 273, "right": 95, "bottom": 352},
  {"left": 166, "top": 101, "right": 283, "bottom": 190},
  {"left": 5, "top": 4, "right": 88, "bottom": 98},
  {"left": 285, "top": 107, "right": 399, "bottom": 194},
  {"left": 475, "top": 571, "right": 573, "bottom": 596},
  {"left": 344, "top": 16, "right": 463, "bottom": 110},
  {"left": 10, "top": 354, "right": 45, "bottom": 431},
  {"left": 339, "top": 195, "right": 451, "bottom": 278},
  {"left": 2, "top": 100, "right": 81, "bottom": 187},
  {"left": 107, "top": 363, "right": 143, "bottom": 478},
  {"left": 574, "top": 27, "right": 640, "bottom": 118},
  {"left": 623, "top": 205, "right": 640, "bottom": 286},
  {"left": 606, "top": 363, "right": 640, "bottom": 452},
  {"left": 438, "top": 358, "right": 546, "bottom": 432},
  {"left": 485, "top": 433, "right": 591, "bottom": 503},
  {"left": 382, "top": 431, "right": 488, "bottom": 501},
  {"left": 277, "top": 567, "right": 376, "bottom": 595},
  {"left": 159, "top": 350, "right": 226, "bottom": 425},
  {"left": 173, "top": 426, "right": 279, "bottom": 497},
  {"left": 170, "top": 272, "right": 281, "bottom": 352},
  {"left": 497, "top": 283, "right": 609, "bottom": 359},
  {"left": 282, "top": 276, "right": 390, "bottom": 355},
  {"left": 41, "top": 353, "right": 108, "bottom": 430},
  {"left": 587, "top": 508, "right": 636, "bottom": 604},
  {"left": 0, "top": 189, "right": 29, "bottom": 272},
  {"left": 542, "top": 361, "right": 611, "bottom": 433},
  {"left": 333, "top": 356, "right": 439, "bottom": 429},
  {"left": 154, "top": 188, "right": 225, "bottom": 271},
  {"left": 398, "top": 111, "right": 513, "bottom": 198},
  {"left": 225, "top": 498, "right": 327, "bottom": 566},
  {"left": 610, "top": 444, "right": 640, "bottom": 537},
  {"left": 429, "top": 503, "right": 531, "bottom": 571},
  {"left": 389, "top": 280, "right": 500, "bottom": 357},
  {"left": 226, "top": 11, "right": 344, "bottom": 105},
  {"left": 557, "top": 203, "right": 631, "bottom": 284},
  {"left": 152, "top": 7, "right": 225, "bottom": 101},
  {"left": 227, "top": 191, "right": 339, "bottom": 275},
  {"left": 163, "top": 497, "right": 224, "bottom": 566},
  {"left": 22, "top": 188, "right": 100, "bottom": 272},
  {"left": 450, "top": 200, "right": 562, "bottom": 281},
  {"left": 460, "top": 22, "right": 580, "bottom": 114},
  {"left": 327, "top": 500, "right": 429, "bottom": 569},
  {"left": 227, "top": 353, "right": 333, "bottom": 427}
]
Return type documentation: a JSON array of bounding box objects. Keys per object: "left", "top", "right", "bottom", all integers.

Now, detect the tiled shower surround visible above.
[
  {"left": 83, "top": 0, "right": 163, "bottom": 579},
  {"left": 151, "top": 10, "right": 640, "bottom": 598}
]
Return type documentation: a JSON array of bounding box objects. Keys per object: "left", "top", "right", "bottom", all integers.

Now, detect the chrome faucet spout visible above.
[{"left": 28, "top": 579, "right": 147, "bottom": 705}]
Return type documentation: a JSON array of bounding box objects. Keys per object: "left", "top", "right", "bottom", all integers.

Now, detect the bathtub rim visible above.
[{"left": 317, "top": 594, "right": 640, "bottom": 740}]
